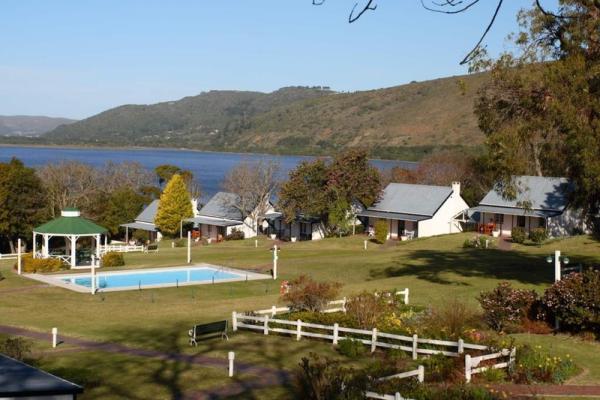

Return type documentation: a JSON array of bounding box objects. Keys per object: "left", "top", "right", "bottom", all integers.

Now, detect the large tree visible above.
[
  {"left": 0, "top": 158, "right": 47, "bottom": 252},
  {"left": 97, "top": 187, "right": 150, "bottom": 236},
  {"left": 155, "top": 174, "right": 194, "bottom": 236}
]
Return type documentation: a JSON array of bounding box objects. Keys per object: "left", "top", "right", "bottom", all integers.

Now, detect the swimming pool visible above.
[{"left": 28, "top": 264, "right": 269, "bottom": 293}]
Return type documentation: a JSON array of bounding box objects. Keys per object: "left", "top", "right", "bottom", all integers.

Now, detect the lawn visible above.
[{"left": 1, "top": 233, "right": 599, "bottom": 399}]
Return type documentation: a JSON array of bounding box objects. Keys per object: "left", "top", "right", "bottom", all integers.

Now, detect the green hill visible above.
[{"left": 40, "top": 74, "right": 487, "bottom": 160}]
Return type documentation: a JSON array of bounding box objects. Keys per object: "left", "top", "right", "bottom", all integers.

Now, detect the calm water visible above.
[{"left": 0, "top": 146, "right": 416, "bottom": 198}]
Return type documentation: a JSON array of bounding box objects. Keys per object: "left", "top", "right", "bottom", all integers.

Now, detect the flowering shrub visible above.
[
  {"left": 345, "top": 291, "right": 393, "bottom": 329},
  {"left": 463, "top": 236, "right": 493, "bottom": 249},
  {"left": 542, "top": 269, "right": 600, "bottom": 334},
  {"left": 510, "top": 345, "right": 577, "bottom": 384},
  {"left": 477, "top": 282, "right": 538, "bottom": 332},
  {"left": 282, "top": 275, "right": 342, "bottom": 312}
]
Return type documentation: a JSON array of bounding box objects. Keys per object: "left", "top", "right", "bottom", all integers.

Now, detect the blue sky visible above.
[{"left": 1, "top": 1, "right": 537, "bottom": 119}]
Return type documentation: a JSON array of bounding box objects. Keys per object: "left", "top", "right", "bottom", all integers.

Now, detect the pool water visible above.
[{"left": 62, "top": 267, "right": 243, "bottom": 290}]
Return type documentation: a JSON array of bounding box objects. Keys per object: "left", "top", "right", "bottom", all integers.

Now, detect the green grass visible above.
[{"left": 1, "top": 233, "right": 600, "bottom": 399}]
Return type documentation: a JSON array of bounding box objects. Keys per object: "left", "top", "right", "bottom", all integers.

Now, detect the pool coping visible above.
[{"left": 24, "top": 264, "right": 271, "bottom": 293}]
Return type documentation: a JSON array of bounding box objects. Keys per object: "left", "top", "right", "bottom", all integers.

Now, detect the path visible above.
[
  {"left": 497, "top": 235, "right": 512, "bottom": 251},
  {"left": 491, "top": 383, "right": 600, "bottom": 398},
  {"left": 0, "top": 325, "right": 290, "bottom": 399}
]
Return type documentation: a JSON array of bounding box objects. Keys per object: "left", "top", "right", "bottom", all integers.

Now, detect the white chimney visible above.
[{"left": 452, "top": 181, "right": 461, "bottom": 197}]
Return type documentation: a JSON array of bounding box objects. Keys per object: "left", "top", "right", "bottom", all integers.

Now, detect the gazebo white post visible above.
[
  {"left": 95, "top": 234, "right": 101, "bottom": 259},
  {"left": 91, "top": 255, "right": 96, "bottom": 295},
  {"left": 43, "top": 234, "right": 49, "bottom": 258},
  {"left": 32, "top": 232, "right": 36, "bottom": 259},
  {"left": 70, "top": 235, "right": 77, "bottom": 268}
]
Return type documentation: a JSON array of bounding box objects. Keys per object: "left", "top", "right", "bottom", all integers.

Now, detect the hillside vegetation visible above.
[
  {"left": 38, "top": 74, "right": 487, "bottom": 160},
  {"left": 0, "top": 115, "right": 76, "bottom": 137}
]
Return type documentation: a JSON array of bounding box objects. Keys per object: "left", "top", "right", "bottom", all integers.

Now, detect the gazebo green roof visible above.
[{"left": 34, "top": 215, "right": 107, "bottom": 235}]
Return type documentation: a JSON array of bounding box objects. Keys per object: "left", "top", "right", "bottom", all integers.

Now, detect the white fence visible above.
[
  {"left": 0, "top": 253, "right": 18, "bottom": 260},
  {"left": 465, "top": 348, "right": 516, "bottom": 383},
  {"left": 99, "top": 244, "right": 145, "bottom": 254},
  {"left": 232, "top": 312, "right": 488, "bottom": 361},
  {"left": 255, "top": 298, "right": 347, "bottom": 316},
  {"left": 365, "top": 365, "right": 423, "bottom": 400}
]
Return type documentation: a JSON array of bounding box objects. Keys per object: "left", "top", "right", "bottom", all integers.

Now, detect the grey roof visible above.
[
  {"left": 365, "top": 183, "right": 453, "bottom": 217},
  {"left": 184, "top": 216, "right": 241, "bottom": 227},
  {"left": 120, "top": 221, "right": 157, "bottom": 232},
  {"left": 135, "top": 199, "right": 159, "bottom": 223},
  {"left": 198, "top": 192, "right": 244, "bottom": 222},
  {"left": 479, "top": 176, "right": 571, "bottom": 212},
  {"left": 471, "top": 205, "right": 561, "bottom": 219},
  {"left": 358, "top": 209, "right": 431, "bottom": 222},
  {"left": 0, "top": 354, "right": 83, "bottom": 397}
]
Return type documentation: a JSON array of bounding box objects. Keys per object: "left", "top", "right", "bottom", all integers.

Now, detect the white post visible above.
[
  {"left": 554, "top": 250, "right": 561, "bottom": 282},
  {"left": 263, "top": 315, "right": 269, "bottom": 335},
  {"left": 333, "top": 323, "right": 339, "bottom": 345},
  {"left": 91, "top": 256, "right": 96, "bottom": 295},
  {"left": 465, "top": 354, "right": 472, "bottom": 383},
  {"left": 272, "top": 245, "right": 278, "bottom": 280},
  {"left": 187, "top": 230, "right": 191, "bottom": 264},
  {"left": 271, "top": 305, "right": 277, "bottom": 317},
  {"left": 371, "top": 328, "right": 378, "bottom": 353},
  {"left": 43, "top": 234, "right": 49, "bottom": 258},
  {"left": 17, "top": 238, "right": 22, "bottom": 275},
  {"left": 412, "top": 334, "right": 418, "bottom": 360},
  {"left": 509, "top": 347, "right": 516, "bottom": 367},
  {"left": 52, "top": 327, "right": 58, "bottom": 348},
  {"left": 364, "top": 239, "right": 367, "bottom": 250},
  {"left": 255, "top": 239, "right": 258, "bottom": 248},
  {"left": 404, "top": 288, "right": 409, "bottom": 305},
  {"left": 342, "top": 296, "right": 347, "bottom": 313},
  {"left": 104, "top": 235, "right": 108, "bottom": 247},
  {"left": 32, "top": 232, "right": 36, "bottom": 259},
  {"left": 394, "top": 393, "right": 402, "bottom": 400},
  {"left": 418, "top": 365, "right": 425, "bottom": 383},
  {"left": 296, "top": 319, "right": 302, "bottom": 340},
  {"left": 232, "top": 312, "right": 238, "bottom": 331},
  {"left": 458, "top": 338, "right": 464, "bottom": 354},
  {"left": 228, "top": 351, "right": 235, "bottom": 377},
  {"left": 95, "top": 234, "right": 101, "bottom": 259},
  {"left": 180, "top": 220, "right": 183, "bottom": 240},
  {"left": 70, "top": 236, "right": 76, "bottom": 267}
]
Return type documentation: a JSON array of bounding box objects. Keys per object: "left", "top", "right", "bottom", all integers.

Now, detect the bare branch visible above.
[
  {"left": 349, "top": 0, "right": 377, "bottom": 23},
  {"left": 459, "top": 0, "right": 503, "bottom": 65}
]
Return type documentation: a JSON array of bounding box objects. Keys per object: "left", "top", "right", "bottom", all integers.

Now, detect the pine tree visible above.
[{"left": 155, "top": 174, "right": 193, "bottom": 236}]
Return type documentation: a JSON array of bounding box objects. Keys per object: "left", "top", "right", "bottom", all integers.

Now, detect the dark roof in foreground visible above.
[
  {"left": 479, "top": 176, "right": 571, "bottom": 212},
  {"left": 0, "top": 354, "right": 83, "bottom": 397},
  {"left": 362, "top": 183, "right": 453, "bottom": 217},
  {"left": 198, "top": 192, "right": 245, "bottom": 221}
]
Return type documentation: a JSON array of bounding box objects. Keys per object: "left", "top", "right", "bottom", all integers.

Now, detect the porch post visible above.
[
  {"left": 32, "top": 232, "right": 36, "bottom": 259},
  {"left": 43, "top": 234, "right": 49, "bottom": 258},
  {"left": 70, "top": 235, "right": 77, "bottom": 267},
  {"left": 125, "top": 227, "right": 129, "bottom": 243}
]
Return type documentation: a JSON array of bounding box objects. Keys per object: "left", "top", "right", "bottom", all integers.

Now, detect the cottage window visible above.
[
  {"left": 517, "top": 215, "right": 526, "bottom": 227},
  {"left": 494, "top": 214, "right": 504, "bottom": 224}
]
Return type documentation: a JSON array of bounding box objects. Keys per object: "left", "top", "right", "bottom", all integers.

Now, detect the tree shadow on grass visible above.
[{"left": 368, "top": 248, "right": 593, "bottom": 286}]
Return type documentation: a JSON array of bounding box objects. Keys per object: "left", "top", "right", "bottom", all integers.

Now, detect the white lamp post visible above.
[
  {"left": 271, "top": 245, "right": 279, "bottom": 280},
  {"left": 187, "top": 230, "right": 191, "bottom": 264},
  {"left": 546, "top": 250, "right": 569, "bottom": 282},
  {"left": 91, "top": 255, "right": 97, "bottom": 295},
  {"left": 17, "top": 238, "right": 22, "bottom": 275}
]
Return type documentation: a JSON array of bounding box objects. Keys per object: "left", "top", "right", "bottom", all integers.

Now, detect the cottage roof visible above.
[
  {"left": 362, "top": 183, "right": 453, "bottom": 217},
  {"left": 135, "top": 199, "right": 160, "bottom": 223},
  {"left": 479, "top": 176, "right": 571, "bottom": 212},
  {"left": 198, "top": 192, "right": 246, "bottom": 222}
]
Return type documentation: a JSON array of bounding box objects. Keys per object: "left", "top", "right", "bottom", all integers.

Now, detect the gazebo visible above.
[{"left": 33, "top": 208, "right": 107, "bottom": 269}]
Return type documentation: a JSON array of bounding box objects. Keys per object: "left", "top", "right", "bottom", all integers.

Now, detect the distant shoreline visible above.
[{"left": 0, "top": 143, "right": 419, "bottom": 165}]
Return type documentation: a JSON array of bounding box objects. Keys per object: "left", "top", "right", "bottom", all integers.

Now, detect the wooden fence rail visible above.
[
  {"left": 0, "top": 253, "right": 18, "bottom": 260},
  {"left": 232, "top": 312, "right": 489, "bottom": 361},
  {"left": 365, "top": 365, "right": 424, "bottom": 400},
  {"left": 99, "top": 244, "right": 145, "bottom": 254},
  {"left": 465, "top": 348, "right": 516, "bottom": 383}
]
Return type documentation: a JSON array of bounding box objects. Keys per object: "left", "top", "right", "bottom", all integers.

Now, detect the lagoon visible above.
[{"left": 0, "top": 146, "right": 416, "bottom": 199}]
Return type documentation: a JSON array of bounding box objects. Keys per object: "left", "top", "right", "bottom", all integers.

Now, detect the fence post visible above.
[
  {"left": 263, "top": 315, "right": 269, "bottom": 335},
  {"left": 509, "top": 347, "right": 516, "bottom": 368},
  {"left": 228, "top": 351, "right": 235, "bottom": 377},
  {"left": 394, "top": 393, "right": 402, "bottom": 400},
  {"left": 52, "top": 327, "right": 58, "bottom": 348},
  {"left": 333, "top": 323, "right": 339, "bottom": 345},
  {"left": 465, "top": 354, "right": 472, "bottom": 383},
  {"left": 371, "top": 328, "right": 378, "bottom": 353},
  {"left": 296, "top": 319, "right": 302, "bottom": 341},
  {"left": 404, "top": 288, "right": 409, "bottom": 305},
  {"left": 342, "top": 297, "right": 347, "bottom": 313},
  {"left": 364, "top": 240, "right": 367, "bottom": 250},
  {"left": 187, "top": 230, "right": 191, "bottom": 264},
  {"left": 418, "top": 365, "right": 424, "bottom": 383},
  {"left": 271, "top": 305, "right": 277, "bottom": 317},
  {"left": 412, "top": 334, "right": 418, "bottom": 360},
  {"left": 232, "top": 312, "right": 238, "bottom": 331},
  {"left": 458, "top": 338, "right": 464, "bottom": 354}
]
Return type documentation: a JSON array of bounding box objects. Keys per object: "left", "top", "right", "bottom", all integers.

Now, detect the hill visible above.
[
  {"left": 0, "top": 115, "right": 76, "bottom": 137},
  {"left": 40, "top": 75, "right": 487, "bottom": 160}
]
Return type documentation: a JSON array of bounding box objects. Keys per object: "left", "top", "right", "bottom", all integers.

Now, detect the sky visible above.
[{"left": 0, "top": 1, "right": 541, "bottom": 119}]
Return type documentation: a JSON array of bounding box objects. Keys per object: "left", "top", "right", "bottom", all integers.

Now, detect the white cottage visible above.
[
  {"left": 471, "top": 175, "right": 587, "bottom": 237},
  {"left": 358, "top": 182, "right": 469, "bottom": 239}
]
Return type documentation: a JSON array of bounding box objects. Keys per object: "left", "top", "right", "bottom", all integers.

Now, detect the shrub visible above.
[
  {"left": 477, "top": 282, "right": 538, "bottom": 332},
  {"left": 463, "top": 236, "right": 493, "bottom": 249},
  {"left": 345, "top": 291, "right": 392, "bottom": 329},
  {"left": 374, "top": 220, "right": 388, "bottom": 244},
  {"left": 284, "top": 311, "right": 358, "bottom": 328},
  {"left": 1, "top": 337, "right": 32, "bottom": 361},
  {"left": 354, "top": 224, "right": 365, "bottom": 234},
  {"left": 132, "top": 229, "right": 149, "bottom": 243},
  {"left": 101, "top": 252, "right": 125, "bottom": 267},
  {"left": 337, "top": 338, "right": 366, "bottom": 358},
  {"left": 421, "top": 299, "right": 480, "bottom": 340},
  {"left": 422, "top": 353, "right": 461, "bottom": 382},
  {"left": 541, "top": 269, "right": 600, "bottom": 334},
  {"left": 510, "top": 345, "right": 577, "bottom": 384},
  {"left": 282, "top": 275, "right": 342, "bottom": 312},
  {"left": 511, "top": 227, "right": 526, "bottom": 244},
  {"left": 18, "top": 254, "right": 64, "bottom": 273},
  {"left": 294, "top": 353, "right": 367, "bottom": 400},
  {"left": 529, "top": 227, "right": 548, "bottom": 244},
  {"left": 225, "top": 229, "right": 245, "bottom": 241}
]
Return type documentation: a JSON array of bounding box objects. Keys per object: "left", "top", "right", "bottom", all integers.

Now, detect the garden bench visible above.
[
  {"left": 188, "top": 320, "right": 229, "bottom": 346},
  {"left": 145, "top": 244, "right": 159, "bottom": 253}
]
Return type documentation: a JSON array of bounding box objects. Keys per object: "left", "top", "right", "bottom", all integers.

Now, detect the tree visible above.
[
  {"left": 0, "top": 158, "right": 47, "bottom": 252},
  {"left": 155, "top": 174, "right": 193, "bottom": 236},
  {"left": 327, "top": 198, "right": 352, "bottom": 237},
  {"left": 97, "top": 187, "right": 150, "bottom": 236},
  {"left": 222, "top": 159, "right": 279, "bottom": 232},
  {"left": 154, "top": 164, "right": 201, "bottom": 199},
  {"left": 328, "top": 148, "right": 382, "bottom": 208}
]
